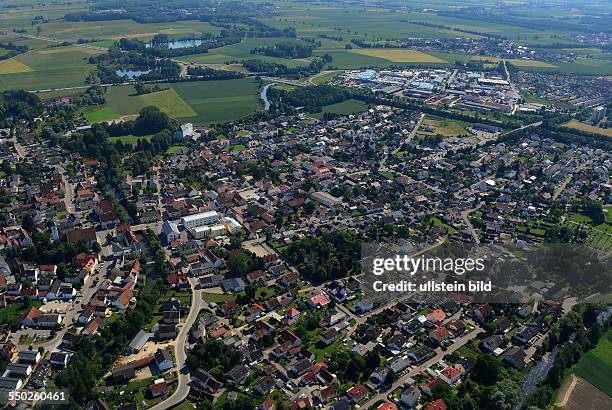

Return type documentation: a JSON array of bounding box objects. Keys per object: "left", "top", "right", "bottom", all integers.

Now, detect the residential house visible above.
[{"left": 154, "top": 349, "right": 174, "bottom": 372}]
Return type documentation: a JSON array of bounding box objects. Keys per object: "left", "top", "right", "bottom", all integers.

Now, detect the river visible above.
[{"left": 260, "top": 83, "right": 274, "bottom": 111}]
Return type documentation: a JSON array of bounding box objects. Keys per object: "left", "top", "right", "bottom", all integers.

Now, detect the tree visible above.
[
  {"left": 134, "top": 106, "right": 171, "bottom": 135},
  {"left": 472, "top": 355, "right": 501, "bottom": 385}
]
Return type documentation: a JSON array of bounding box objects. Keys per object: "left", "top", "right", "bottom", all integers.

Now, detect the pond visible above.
[{"left": 146, "top": 39, "right": 205, "bottom": 49}]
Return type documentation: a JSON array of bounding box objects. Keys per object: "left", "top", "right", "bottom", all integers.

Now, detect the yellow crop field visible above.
[
  {"left": 348, "top": 48, "right": 447, "bottom": 63},
  {"left": 0, "top": 58, "right": 33, "bottom": 74},
  {"left": 563, "top": 120, "right": 612, "bottom": 137},
  {"left": 471, "top": 55, "right": 556, "bottom": 68}
]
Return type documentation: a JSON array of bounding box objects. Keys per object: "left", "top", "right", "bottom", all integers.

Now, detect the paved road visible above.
[
  {"left": 307, "top": 70, "right": 338, "bottom": 85},
  {"left": 460, "top": 206, "right": 481, "bottom": 244},
  {"left": 150, "top": 278, "right": 204, "bottom": 410}
]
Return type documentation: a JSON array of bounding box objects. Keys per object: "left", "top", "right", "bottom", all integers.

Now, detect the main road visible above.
[{"left": 150, "top": 277, "right": 204, "bottom": 410}]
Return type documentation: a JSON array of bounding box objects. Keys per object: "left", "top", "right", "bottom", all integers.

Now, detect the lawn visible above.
[
  {"left": 200, "top": 292, "right": 236, "bottom": 303},
  {"left": 310, "top": 333, "right": 346, "bottom": 361},
  {"left": 562, "top": 120, "right": 612, "bottom": 138},
  {"left": 84, "top": 107, "right": 119, "bottom": 123},
  {"left": 157, "top": 289, "right": 192, "bottom": 312},
  {"left": 0, "top": 301, "right": 42, "bottom": 326},
  {"left": 228, "top": 144, "right": 247, "bottom": 152},
  {"left": 348, "top": 48, "right": 447, "bottom": 63},
  {"left": 255, "top": 286, "right": 277, "bottom": 300},
  {"left": 574, "top": 329, "right": 612, "bottom": 396},
  {"left": 108, "top": 134, "right": 152, "bottom": 146},
  {"left": 166, "top": 145, "right": 189, "bottom": 154},
  {"left": 312, "top": 99, "right": 369, "bottom": 118}
]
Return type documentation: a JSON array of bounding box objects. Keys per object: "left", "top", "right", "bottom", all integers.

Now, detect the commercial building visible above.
[{"left": 181, "top": 211, "right": 221, "bottom": 229}]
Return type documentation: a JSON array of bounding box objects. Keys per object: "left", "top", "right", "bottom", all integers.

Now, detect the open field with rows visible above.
[
  {"left": 0, "top": 45, "right": 101, "bottom": 91},
  {"left": 575, "top": 329, "right": 612, "bottom": 397},
  {"left": 88, "top": 78, "right": 262, "bottom": 126}
]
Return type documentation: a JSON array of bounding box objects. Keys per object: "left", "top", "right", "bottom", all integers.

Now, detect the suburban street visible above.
[
  {"left": 150, "top": 278, "right": 204, "bottom": 410},
  {"left": 361, "top": 322, "right": 485, "bottom": 408}
]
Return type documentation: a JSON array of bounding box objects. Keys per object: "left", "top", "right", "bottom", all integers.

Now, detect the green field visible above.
[
  {"left": 108, "top": 134, "right": 152, "bottom": 146},
  {"left": 171, "top": 79, "right": 262, "bottom": 124},
  {"left": 0, "top": 46, "right": 102, "bottom": 91},
  {"left": 23, "top": 19, "right": 223, "bottom": 42},
  {"left": 84, "top": 107, "right": 119, "bottom": 123},
  {"left": 575, "top": 329, "right": 612, "bottom": 396},
  {"left": 179, "top": 37, "right": 312, "bottom": 69},
  {"left": 98, "top": 79, "right": 261, "bottom": 125},
  {"left": 312, "top": 99, "right": 369, "bottom": 118},
  {"left": 229, "top": 144, "right": 247, "bottom": 152},
  {"left": 104, "top": 86, "right": 197, "bottom": 119},
  {"left": 420, "top": 115, "right": 470, "bottom": 137}
]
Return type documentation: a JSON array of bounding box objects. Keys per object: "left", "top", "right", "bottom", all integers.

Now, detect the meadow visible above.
[{"left": 83, "top": 107, "right": 119, "bottom": 123}]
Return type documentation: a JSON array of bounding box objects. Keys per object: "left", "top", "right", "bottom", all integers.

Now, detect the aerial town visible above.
[{"left": 0, "top": 1, "right": 611, "bottom": 410}]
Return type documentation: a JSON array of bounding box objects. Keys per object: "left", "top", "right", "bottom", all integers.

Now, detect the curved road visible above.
[{"left": 150, "top": 278, "right": 203, "bottom": 410}]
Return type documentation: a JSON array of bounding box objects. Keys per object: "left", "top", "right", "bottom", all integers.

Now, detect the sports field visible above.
[
  {"left": 348, "top": 48, "right": 447, "bottom": 63},
  {"left": 563, "top": 120, "right": 612, "bottom": 137},
  {"left": 575, "top": 329, "right": 612, "bottom": 396}
]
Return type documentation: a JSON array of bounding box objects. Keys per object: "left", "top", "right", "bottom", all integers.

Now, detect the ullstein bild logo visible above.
[{"left": 371, "top": 255, "right": 486, "bottom": 276}]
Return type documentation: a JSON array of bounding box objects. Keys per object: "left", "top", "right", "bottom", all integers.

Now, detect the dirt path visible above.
[{"left": 556, "top": 374, "right": 578, "bottom": 408}]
